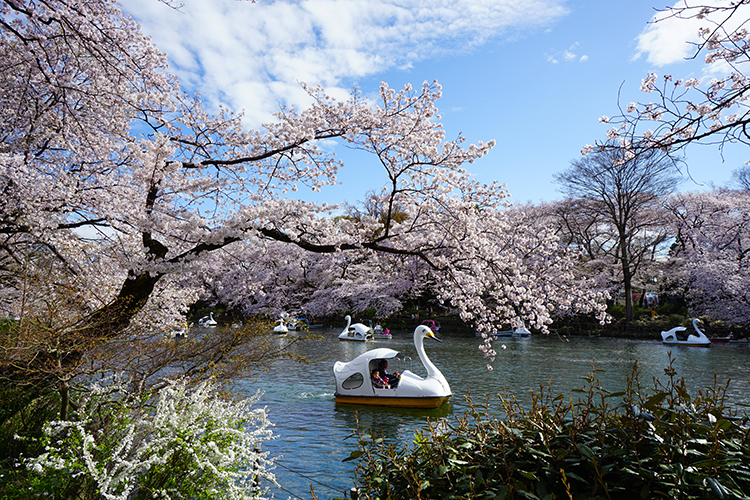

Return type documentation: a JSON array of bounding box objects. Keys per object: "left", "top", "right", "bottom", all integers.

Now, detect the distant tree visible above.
[
  {"left": 666, "top": 189, "right": 750, "bottom": 325},
  {"left": 555, "top": 146, "right": 680, "bottom": 322},
  {"left": 208, "top": 239, "right": 414, "bottom": 318},
  {"left": 732, "top": 165, "right": 750, "bottom": 191},
  {"left": 548, "top": 198, "right": 623, "bottom": 295}
]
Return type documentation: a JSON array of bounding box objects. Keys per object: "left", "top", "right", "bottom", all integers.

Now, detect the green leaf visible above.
[
  {"left": 644, "top": 392, "right": 668, "bottom": 409},
  {"left": 706, "top": 477, "right": 726, "bottom": 499},
  {"left": 605, "top": 391, "right": 626, "bottom": 398},
  {"left": 519, "top": 470, "right": 538, "bottom": 480},
  {"left": 563, "top": 471, "right": 590, "bottom": 485},
  {"left": 578, "top": 444, "right": 595, "bottom": 459},
  {"left": 342, "top": 450, "right": 364, "bottom": 462},
  {"left": 528, "top": 448, "right": 552, "bottom": 459},
  {"left": 715, "top": 419, "right": 732, "bottom": 431},
  {"left": 517, "top": 490, "right": 541, "bottom": 499}
]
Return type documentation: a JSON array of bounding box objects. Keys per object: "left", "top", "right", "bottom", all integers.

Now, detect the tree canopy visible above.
[{"left": 0, "top": 0, "right": 607, "bottom": 392}]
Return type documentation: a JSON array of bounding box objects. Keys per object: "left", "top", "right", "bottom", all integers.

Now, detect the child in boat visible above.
[
  {"left": 379, "top": 360, "right": 400, "bottom": 388},
  {"left": 371, "top": 369, "right": 390, "bottom": 389}
]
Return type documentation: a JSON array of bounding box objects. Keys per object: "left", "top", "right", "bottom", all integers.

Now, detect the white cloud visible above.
[
  {"left": 633, "top": 0, "right": 750, "bottom": 69},
  {"left": 127, "top": 0, "right": 569, "bottom": 126},
  {"left": 545, "top": 41, "right": 582, "bottom": 64}
]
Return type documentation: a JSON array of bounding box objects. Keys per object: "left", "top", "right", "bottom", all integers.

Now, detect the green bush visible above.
[
  {"left": 5, "top": 377, "right": 276, "bottom": 500},
  {"left": 350, "top": 359, "right": 750, "bottom": 500},
  {"left": 606, "top": 304, "right": 649, "bottom": 321},
  {"left": 606, "top": 304, "right": 626, "bottom": 320}
]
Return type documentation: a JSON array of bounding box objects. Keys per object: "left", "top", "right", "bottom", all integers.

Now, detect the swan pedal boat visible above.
[
  {"left": 272, "top": 321, "right": 288, "bottom": 334},
  {"left": 660, "top": 319, "right": 711, "bottom": 347},
  {"left": 491, "top": 322, "right": 531, "bottom": 338},
  {"left": 338, "top": 315, "right": 374, "bottom": 342},
  {"left": 420, "top": 319, "right": 441, "bottom": 333},
  {"left": 272, "top": 313, "right": 294, "bottom": 334},
  {"left": 477, "top": 320, "right": 531, "bottom": 338},
  {"left": 198, "top": 312, "right": 217, "bottom": 327},
  {"left": 333, "top": 325, "right": 451, "bottom": 408},
  {"left": 373, "top": 323, "right": 392, "bottom": 338},
  {"left": 287, "top": 318, "right": 309, "bottom": 331}
]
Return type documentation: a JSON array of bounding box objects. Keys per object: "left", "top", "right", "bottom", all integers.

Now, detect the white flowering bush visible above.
[{"left": 25, "top": 377, "right": 276, "bottom": 500}]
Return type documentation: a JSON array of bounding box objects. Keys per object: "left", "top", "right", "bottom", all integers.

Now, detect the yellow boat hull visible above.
[
  {"left": 335, "top": 394, "right": 450, "bottom": 409},
  {"left": 662, "top": 341, "right": 710, "bottom": 347}
]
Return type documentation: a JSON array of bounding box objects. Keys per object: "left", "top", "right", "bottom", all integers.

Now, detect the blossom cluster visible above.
[{"left": 26, "top": 377, "right": 276, "bottom": 500}]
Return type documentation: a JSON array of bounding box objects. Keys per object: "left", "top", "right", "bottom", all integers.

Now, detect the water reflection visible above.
[
  {"left": 236, "top": 328, "right": 750, "bottom": 499},
  {"left": 333, "top": 403, "right": 454, "bottom": 443}
]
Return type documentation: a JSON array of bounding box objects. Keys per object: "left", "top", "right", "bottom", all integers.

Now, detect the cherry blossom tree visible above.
[
  {"left": 0, "top": 0, "right": 610, "bottom": 397},
  {"left": 206, "top": 192, "right": 437, "bottom": 319},
  {"left": 206, "top": 239, "right": 414, "bottom": 319},
  {"left": 585, "top": 1, "right": 750, "bottom": 165},
  {"left": 464, "top": 203, "right": 610, "bottom": 365},
  {"left": 666, "top": 188, "right": 750, "bottom": 325}
]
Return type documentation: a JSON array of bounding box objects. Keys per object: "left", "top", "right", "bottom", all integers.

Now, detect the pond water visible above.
[{"left": 236, "top": 328, "right": 750, "bottom": 499}]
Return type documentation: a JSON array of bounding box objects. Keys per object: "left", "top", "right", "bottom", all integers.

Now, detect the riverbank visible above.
[{"left": 376, "top": 311, "right": 750, "bottom": 341}]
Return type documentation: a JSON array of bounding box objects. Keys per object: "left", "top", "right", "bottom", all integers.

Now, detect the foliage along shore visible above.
[
  {"left": 192, "top": 303, "right": 750, "bottom": 342},
  {"left": 345, "top": 358, "right": 750, "bottom": 500}
]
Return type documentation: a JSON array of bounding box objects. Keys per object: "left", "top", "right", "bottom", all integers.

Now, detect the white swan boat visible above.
[
  {"left": 333, "top": 325, "right": 451, "bottom": 408},
  {"left": 170, "top": 322, "right": 189, "bottom": 339},
  {"left": 272, "top": 313, "right": 290, "bottom": 334},
  {"left": 660, "top": 318, "right": 711, "bottom": 347},
  {"left": 198, "top": 312, "right": 217, "bottom": 327},
  {"left": 373, "top": 323, "right": 392, "bottom": 338},
  {"left": 477, "top": 320, "right": 531, "bottom": 338},
  {"left": 338, "top": 315, "right": 374, "bottom": 342},
  {"left": 420, "top": 319, "right": 441, "bottom": 333},
  {"left": 287, "top": 318, "right": 309, "bottom": 331}
]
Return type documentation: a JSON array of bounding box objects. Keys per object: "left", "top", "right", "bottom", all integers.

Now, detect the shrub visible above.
[
  {"left": 350, "top": 359, "right": 750, "bottom": 500},
  {"left": 19, "top": 377, "right": 277, "bottom": 500}
]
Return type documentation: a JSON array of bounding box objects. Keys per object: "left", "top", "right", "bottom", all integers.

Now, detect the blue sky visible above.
[{"left": 128, "top": 0, "right": 749, "bottom": 206}]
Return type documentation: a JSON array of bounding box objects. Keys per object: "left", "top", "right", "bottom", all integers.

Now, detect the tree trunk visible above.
[
  {"left": 59, "top": 380, "right": 70, "bottom": 421},
  {"left": 620, "top": 239, "right": 634, "bottom": 323}
]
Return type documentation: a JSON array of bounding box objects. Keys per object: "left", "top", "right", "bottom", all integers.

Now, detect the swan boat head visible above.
[{"left": 333, "top": 325, "right": 451, "bottom": 408}]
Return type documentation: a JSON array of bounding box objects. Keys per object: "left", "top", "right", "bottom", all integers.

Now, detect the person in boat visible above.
[
  {"left": 378, "top": 360, "right": 400, "bottom": 388},
  {"left": 371, "top": 369, "right": 390, "bottom": 389}
]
